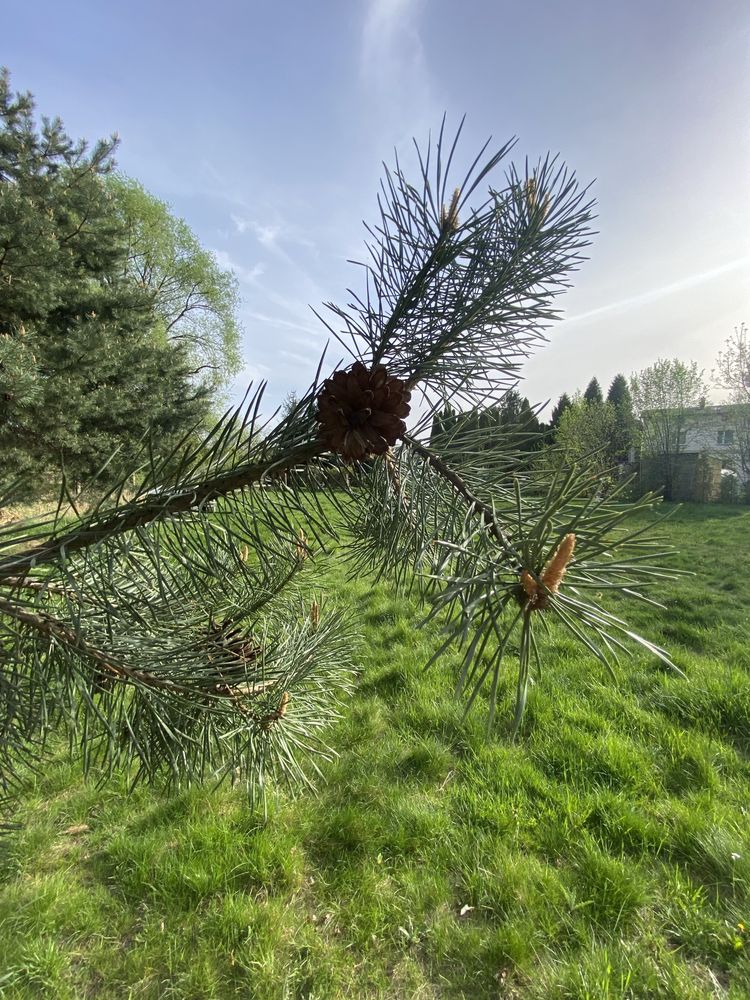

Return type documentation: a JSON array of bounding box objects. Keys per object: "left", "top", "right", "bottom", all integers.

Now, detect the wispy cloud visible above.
[
  {"left": 561, "top": 257, "right": 750, "bottom": 327},
  {"left": 230, "top": 217, "right": 282, "bottom": 246},
  {"left": 230, "top": 213, "right": 251, "bottom": 235},
  {"left": 361, "top": 0, "right": 431, "bottom": 114},
  {"left": 280, "top": 348, "right": 321, "bottom": 368},
  {"left": 213, "top": 249, "right": 265, "bottom": 285},
  {"left": 245, "top": 310, "right": 320, "bottom": 337},
  {"left": 253, "top": 222, "right": 283, "bottom": 247},
  {"left": 234, "top": 360, "right": 270, "bottom": 385},
  {"left": 230, "top": 212, "right": 316, "bottom": 252}
]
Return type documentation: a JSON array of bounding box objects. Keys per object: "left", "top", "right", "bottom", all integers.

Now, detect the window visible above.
[
  {"left": 677, "top": 429, "right": 687, "bottom": 447},
  {"left": 717, "top": 429, "right": 734, "bottom": 446}
]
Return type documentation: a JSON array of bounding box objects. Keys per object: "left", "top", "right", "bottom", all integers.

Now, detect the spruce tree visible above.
[
  {"left": 496, "top": 391, "right": 542, "bottom": 456},
  {"left": 583, "top": 377, "right": 603, "bottom": 404},
  {"left": 607, "top": 373, "right": 635, "bottom": 462},
  {"left": 607, "top": 373, "right": 631, "bottom": 409},
  {"left": 0, "top": 119, "right": 681, "bottom": 804},
  {"left": 549, "top": 393, "right": 572, "bottom": 435}
]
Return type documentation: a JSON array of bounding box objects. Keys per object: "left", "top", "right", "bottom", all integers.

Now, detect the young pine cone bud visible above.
[
  {"left": 316, "top": 361, "right": 411, "bottom": 461},
  {"left": 440, "top": 186, "right": 461, "bottom": 233},
  {"left": 525, "top": 176, "right": 551, "bottom": 222},
  {"left": 541, "top": 533, "right": 576, "bottom": 593},
  {"left": 259, "top": 691, "right": 290, "bottom": 730},
  {"left": 309, "top": 599, "right": 320, "bottom": 629},
  {"left": 518, "top": 568, "right": 550, "bottom": 611},
  {"left": 295, "top": 528, "right": 309, "bottom": 562},
  {"left": 517, "top": 533, "right": 576, "bottom": 611}
]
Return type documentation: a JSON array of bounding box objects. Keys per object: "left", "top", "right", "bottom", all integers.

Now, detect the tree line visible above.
[
  {"left": 431, "top": 347, "right": 749, "bottom": 502},
  {"left": 429, "top": 374, "right": 636, "bottom": 477},
  {"left": 555, "top": 351, "right": 749, "bottom": 501}
]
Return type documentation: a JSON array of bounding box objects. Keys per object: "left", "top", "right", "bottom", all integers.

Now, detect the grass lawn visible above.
[{"left": 1, "top": 503, "right": 749, "bottom": 999}]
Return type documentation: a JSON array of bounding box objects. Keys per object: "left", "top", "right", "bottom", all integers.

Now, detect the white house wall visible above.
[{"left": 643, "top": 405, "right": 748, "bottom": 483}]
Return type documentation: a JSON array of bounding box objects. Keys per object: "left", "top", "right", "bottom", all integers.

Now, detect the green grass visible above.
[{"left": 1, "top": 503, "right": 749, "bottom": 998}]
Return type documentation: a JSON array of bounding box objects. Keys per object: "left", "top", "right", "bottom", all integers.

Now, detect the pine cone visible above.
[{"left": 316, "top": 361, "right": 411, "bottom": 461}]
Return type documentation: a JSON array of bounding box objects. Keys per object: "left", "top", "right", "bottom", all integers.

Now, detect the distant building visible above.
[
  {"left": 675, "top": 404, "right": 746, "bottom": 480},
  {"left": 638, "top": 402, "right": 748, "bottom": 501}
]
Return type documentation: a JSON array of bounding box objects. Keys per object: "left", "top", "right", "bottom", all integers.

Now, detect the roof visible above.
[{"left": 642, "top": 403, "right": 745, "bottom": 418}]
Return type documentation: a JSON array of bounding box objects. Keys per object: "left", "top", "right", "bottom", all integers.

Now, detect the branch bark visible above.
[{"left": 0, "top": 440, "right": 323, "bottom": 581}]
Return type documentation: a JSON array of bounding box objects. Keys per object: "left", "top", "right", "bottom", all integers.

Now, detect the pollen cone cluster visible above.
[
  {"left": 440, "top": 186, "right": 461, "bottom": 233},
  {"left": 309, "top": 599, "right": 320, "bottom": 630},
  {"left": 525, "top": 176, "right": 551, "bottom": 222},
  {"left": 316, "top": 361, "right": 411, "bottom": 461},
  {"left": 519, "top": 533, "right": 576, "bottom": 611},
  {"left": 260, "top": 691, "right": 290, "bottom": 731}
]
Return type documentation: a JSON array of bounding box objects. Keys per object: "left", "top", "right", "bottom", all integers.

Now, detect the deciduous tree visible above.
[
  {"left": 713, "top": 323, "right": 750, "bottom": 487},
  {"left": 630, "top": 358, "right": 707, "bottom": 500},
  {"left": 545, "top": 396, "right": 620, "bottom": 485},
  {"left": 109, "top": 176, "right": 241, "bottom": 395}
]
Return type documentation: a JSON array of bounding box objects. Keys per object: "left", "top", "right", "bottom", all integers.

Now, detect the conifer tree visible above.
[
  {"left": 550, "top": 393, "right": 572, "bottom": 426},
  {"left": 0, "top": 70, "right": 224, "bottom": 494},
  {"left": 497, "top": 391, "right": 543, "bottom": 456},
  {"left": 548, "top": 392, "right": 572, "bottom": 442},
  {"left": 607, "top": 373, "right": 631, "bottom": 409},
  {"left": 607, "top": 373, "right": 636, "bottom": 462},
  {"left": 0, "top": 117, "right": 681, "bottom": 804},
  {"left": 583, "top": 377, "right": 603, "bottom": 404}
]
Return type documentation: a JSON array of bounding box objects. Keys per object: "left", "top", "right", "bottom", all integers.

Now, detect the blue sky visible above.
[{"left": 5, "top": 0, "right": 749, "bottom": 414}]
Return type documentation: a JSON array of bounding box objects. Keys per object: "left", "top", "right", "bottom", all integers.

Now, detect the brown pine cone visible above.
[{"left": 315, "top": 361, "right": 411, "bottom": 461}]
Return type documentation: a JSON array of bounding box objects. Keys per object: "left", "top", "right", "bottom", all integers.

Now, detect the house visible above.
[
  {"left": 638, "top": 402, "right": 749, "bottom": 502},
  {"left": 676, "top": 403, "right": 747, "bottom": 480}
]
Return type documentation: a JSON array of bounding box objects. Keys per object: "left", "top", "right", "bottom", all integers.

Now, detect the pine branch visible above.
[
  {"left": 0, "top": 594, "right": 197, "bottom": 696},
  {"left": 0, "top": 441, "right": 322, "bottom": 580},
  {"left": 0, "top": 117, "right": 682, "bottom": 801},
  {"left": 403, "top": 433, "right": 519, "bottom": 562}
]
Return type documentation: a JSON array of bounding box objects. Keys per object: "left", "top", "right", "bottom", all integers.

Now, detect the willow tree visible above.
[
  {"left": 108, "top": 175, "right": 242, "bottom": 395},
  {"left": 0, "top": 122, "right": 680, "bottom": 805}
]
